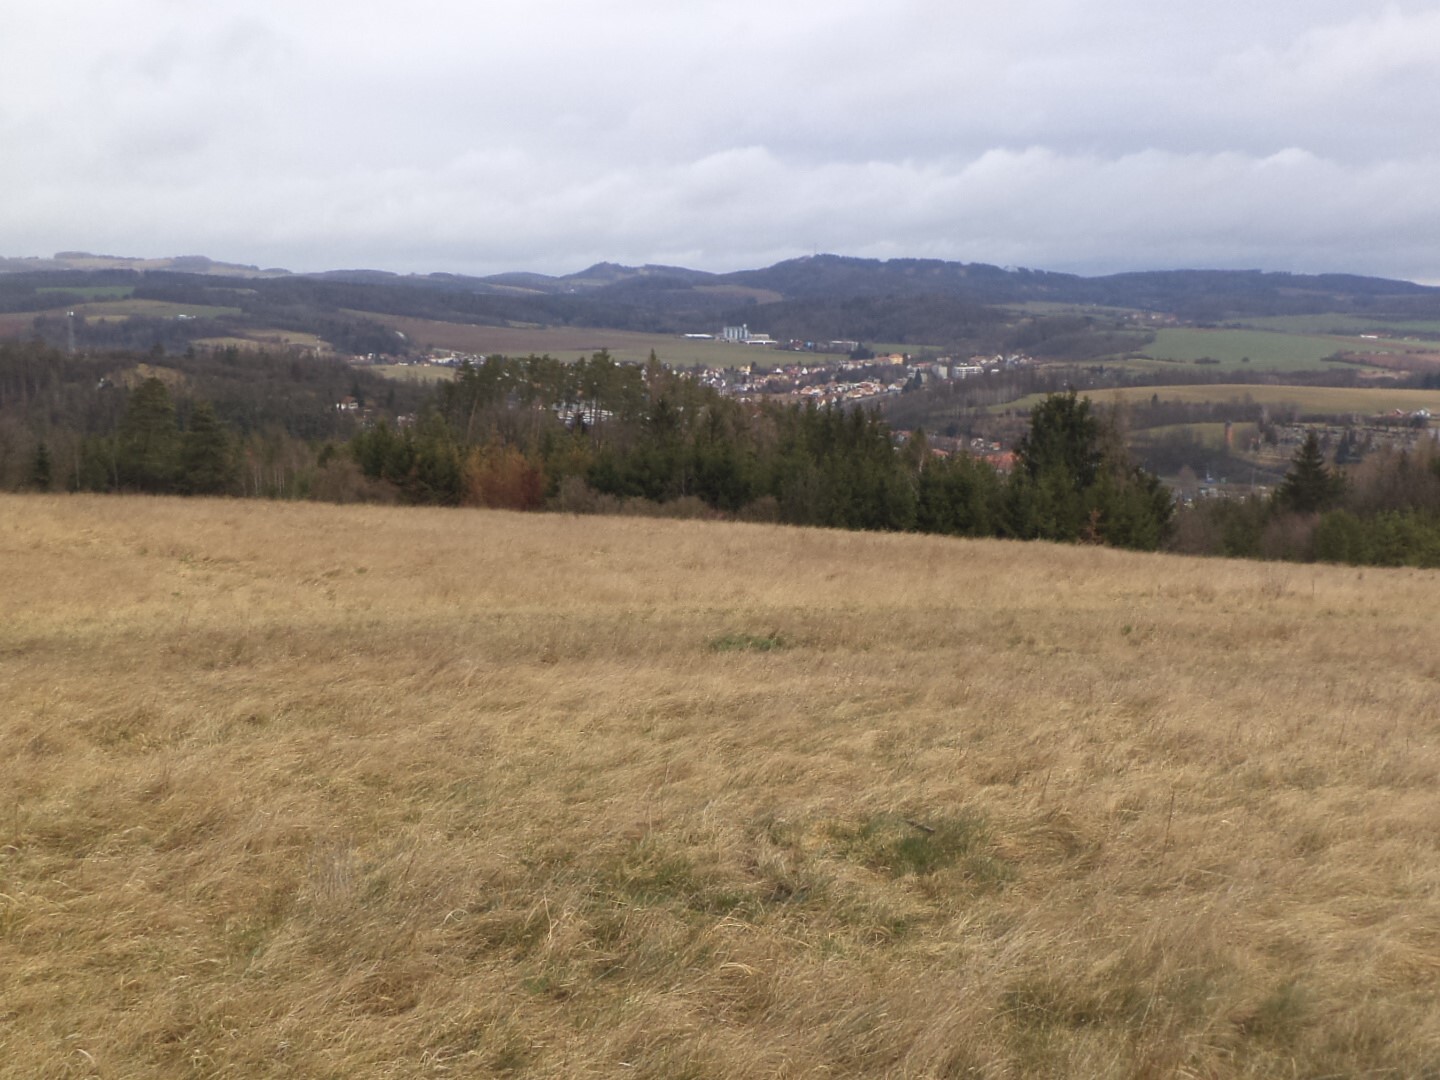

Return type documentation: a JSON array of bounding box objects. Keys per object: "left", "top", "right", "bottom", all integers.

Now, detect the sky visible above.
[{"left": 4, "top": 1, "right": 1440, "bottom": 281}]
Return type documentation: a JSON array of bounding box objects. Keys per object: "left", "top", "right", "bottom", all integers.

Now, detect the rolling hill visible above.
[{"left": 5, "top": 252, "right": 1440, "bottom": 358}]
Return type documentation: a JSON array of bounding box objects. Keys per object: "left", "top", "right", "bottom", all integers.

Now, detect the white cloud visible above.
[{"left": 3, "top": 0, "right": 1440, "bottom": 281}]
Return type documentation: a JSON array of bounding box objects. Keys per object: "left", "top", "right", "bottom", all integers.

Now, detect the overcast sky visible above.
[{"left": 4, "top": 1, "right": 1440, "bottom": 280}]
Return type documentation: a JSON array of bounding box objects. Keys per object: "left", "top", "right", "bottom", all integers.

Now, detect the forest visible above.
[{"left": 6, "top": 339, "right": 1440, "bottom": 566}]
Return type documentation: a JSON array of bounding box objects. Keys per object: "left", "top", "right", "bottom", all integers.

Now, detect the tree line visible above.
[
  {"left": 1173, "top": 429, "right": 1440, "bottom": 567},
  {"left": 343, "top": 354, "right": 1174, "bottom": 548},
  {"left": 0, "top": 340, "right": 424, "bottom": 498},
  {"left": 12, "top": 338, "right": 1440, "bottom": 567}
]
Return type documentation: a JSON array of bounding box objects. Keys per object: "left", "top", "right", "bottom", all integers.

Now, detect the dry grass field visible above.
[{"left": 2, "top": 495, "right": 1438, "bottom": 1079}]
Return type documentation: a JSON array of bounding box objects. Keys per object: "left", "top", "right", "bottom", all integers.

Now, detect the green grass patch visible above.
[
  {"left": 1139, "top": 328, "right": 1351, "bottom": 371},
  {"left": 829, "top": 812, "right": 1013, "bottom": 885},
  {"left": 35, "top": 285, "right": 135, "bottom": 300},
  {"left": 364, "top": 316, "right": 784, "bottom": 368},
  {"left": 1005, "top": 302, "right": 1140, "bottom": 318},
  {"left": 710, "top": 631, "right": 788, "bottom": 653},
  {"left": 73, "top": 299, "right": 243, "bottom": 319},
  {"left": 1236, "top": 314, "right": 1440, "bottom": 336},
  {"left": 1133, "top": 421, "right": 1260, "bottom": 447},
  {"left": 374, "top": 364, "right": 458, "bottom": 383}
]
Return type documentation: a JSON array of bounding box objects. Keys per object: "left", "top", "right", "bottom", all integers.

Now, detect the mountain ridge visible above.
[{"left": 5, "top": 250, "right": 1437, "bottom": 300}]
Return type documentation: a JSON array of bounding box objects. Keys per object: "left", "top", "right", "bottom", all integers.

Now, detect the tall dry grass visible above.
[{"left": 1, "top": 493, "right": 1438, "bottom": 1078}]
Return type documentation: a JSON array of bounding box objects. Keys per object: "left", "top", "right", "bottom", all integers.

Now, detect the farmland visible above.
[
  {"left": 1130, "top": 327, "right": 1437, "bottom": 372},
  {"left": 2, "top": 495, "right": 1437, "bottom": 1078},
  {"left": 27, "top": 298, "right": 245, "bottom": 322},
  {"left": 1235, "top": 314, "right": 1440, "bottom": 336},
  {"left": 369, "top": 316, "right": 768, "bottom": 367},
  {"left": 34, "top": 285, "right": 137, "bottom": 301},
  {"left": 1004, "top": 383, "right": 1440, "bottom": 418}
]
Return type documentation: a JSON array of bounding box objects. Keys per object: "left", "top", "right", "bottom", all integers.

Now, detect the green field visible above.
[
  {"left": 35, "top": 285, "right": 136, "bottom": 300},
  {"left": 72, "top": 299, "right": 243, "bottom": 320},
  {"left": 1235, "top": 314, "right": 1440, "bottom": 336},
  {"left": 1123, "top": 327, "right": 1440, "bottom": 373},
  {"left": 1007, "top": 301, "right": 1139, "bottom": 318},
  {"left": 1132, "top": 328, "right": 1351, "bottom": 371},
  {"left": 374, "top": 363, "right": 458, "bottom": 383},
  {"left": 372, "top": 316, "right": 796, "bottom": 368},
  {"left": 1003, "top": 383, "right": 1440, "bottom": 417},
  {"left": 1137, "top": 420, "right": 1261, "bottom": 447}
]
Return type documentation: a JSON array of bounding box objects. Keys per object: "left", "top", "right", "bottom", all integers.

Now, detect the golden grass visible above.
[{"left": 2, "top": 495, "right": 1438, "bottom": 1078}]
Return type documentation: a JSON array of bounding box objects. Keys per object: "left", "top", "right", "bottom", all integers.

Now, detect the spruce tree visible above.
[
  {"left": 28, "top": 441, "right": 53, "bottom": 491},
  {"left": 1276, "top": 431, "right": 1343, "bottom": 514},
  {"left": 178, "top": 401, "right": 238, "bottom": 495},
  {"left": 115, "top": 377, "right": 180, "bottom": 492}
]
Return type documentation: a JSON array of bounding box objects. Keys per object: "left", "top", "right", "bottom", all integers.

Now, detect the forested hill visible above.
[
  {"left": 459, "top": 255, "right": 1440, "bottom": 316},
  {"left": 4, "top": 254, "right": 1440, "bottom": 355}
]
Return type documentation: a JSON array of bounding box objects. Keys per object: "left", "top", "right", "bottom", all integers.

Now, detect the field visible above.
[
  {"left": 1005, "top": 383, "right": 1440, "bottom": 418},
  {"left": 370, "top": 316, "right": 769, "bottom": 368},
  {"left": 3, "top": 496, "right": 1439, "bottom": 1078},
  {"left": 189, "top": 334, "right": 329, "bottom": 352},
  {"left": 373, "top": 363, "right": 459, "bottom": 383},
  {"left": 34, "top": 285, "right": 137, "bottom": 301},
  {"left": 1136, "top": 421, "right": 1261, "bottom": 448},
  {"left": 1130, "top": 328, "right": 1438, "bottom": 373},
  {"left": 1236, "top": 314, "right": 1440, "bottom": 337},
  {"left": 70, "top": 299, "right": 245, "bottom": 321},
  {"left": 16, "top": 299, "right": 246, "bottom": 324}
]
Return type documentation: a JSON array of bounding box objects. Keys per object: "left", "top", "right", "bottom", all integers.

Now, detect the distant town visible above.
[{"left": 394, "top": 321, "right": 1037, "bottom": 410}]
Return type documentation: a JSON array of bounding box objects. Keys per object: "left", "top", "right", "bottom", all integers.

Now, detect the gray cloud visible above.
[{"left": 3, "top": 1, "right": 1439, "bottom": 280}]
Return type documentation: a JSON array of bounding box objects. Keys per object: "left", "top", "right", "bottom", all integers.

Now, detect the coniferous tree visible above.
[
  {"left": 178, "top": 401, "right": 238, "bottom": 495},
  {"left": 28, "top": 440, "right": 52, "bottom": 491},
  {"left": 115, "top": 377, "right": 180, "bottom": 492},
  {"left": 1275, "top": 431, "right": 1343, "bottom": 514},
  {"left": 1008, "top": 391, "right": 1172, "bottom": 548}
]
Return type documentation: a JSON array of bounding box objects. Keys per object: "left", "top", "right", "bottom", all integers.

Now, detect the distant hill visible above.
[
  {"left": 5, "top": 250, "right": 1440, "bottom": 354},
  {"left": 0, "top": 252, "right": 291, "bottom": 278}
]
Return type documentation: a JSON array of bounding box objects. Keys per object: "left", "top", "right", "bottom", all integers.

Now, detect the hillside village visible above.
[
  {"left": 407, "top": 335, "right": 1037, "bottom": 410},
  {"left": 370, "top": 340, "right": 1438, "bottom": 493}
]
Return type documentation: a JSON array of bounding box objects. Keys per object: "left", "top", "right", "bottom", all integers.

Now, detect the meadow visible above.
[
  {"left": 34, "top": 286, "right": 138, "bottom": 301},
  {"left": 2, "top": 496, "right": 1438, "bottom": 1078},
  {"left": 67, "top": 299, "right": 244, "bottom": 321},
  {"left": 368, "top": 316, "right": 768, "bottom": 367},
  {"left": 1236, "top": 314, "right": 1440, "bottom": 337},
  {"left": 1134, "top": 421, "right": 1261, "bottom": 450},
  {"left": 1132, "top": 328, "right": 1425, "bottom": 373}
]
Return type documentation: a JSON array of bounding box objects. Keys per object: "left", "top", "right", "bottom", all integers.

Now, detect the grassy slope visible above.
[{"left": 2, "top": 496, "right": 1438, "bottom": 1078}]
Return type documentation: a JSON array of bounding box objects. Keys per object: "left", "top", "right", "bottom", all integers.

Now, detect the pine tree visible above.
[
  {"left": 1276, "top": 431, "right": 1343, "bottom": 514},
  {"left": 115, "top": 377, "right": 180, "bottom": 492},
  {"left": 1008, "top": 391, "right": 1172, "bottom": 547},
  {"left": 28, "top": 440, "right": 53, "bottom": 491},
  {"left": 178, "top": 401, "right": 238, "bottom": 495}
]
